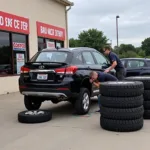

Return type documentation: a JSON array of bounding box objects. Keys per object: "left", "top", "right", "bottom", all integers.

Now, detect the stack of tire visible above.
[
  {"left": 125, "top": 76, "right": 150, "bottom": 119},
  {"left": 100, "top": 81, "right": 144, "bottom": 132}
]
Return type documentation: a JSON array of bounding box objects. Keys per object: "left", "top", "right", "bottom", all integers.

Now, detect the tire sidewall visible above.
[{"left": 75, "top": 88, "right": 91, "bottom": 114}]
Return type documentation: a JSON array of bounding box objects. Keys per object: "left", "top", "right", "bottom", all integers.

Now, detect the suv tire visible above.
[
  {"left": 24, "top": 96, "right": 42, "bottom": 110},
  {"left": 125, "top": 76, "right": 150, "bottom": 90},
  {"left": 100, "top": 81, "right": 144, "bottom": 97},
  {"left": 100, "top": 106, "right": 144, "bottom": 120},
  {"left": 100, "top": 95, "right": 143, "bottom": 108},
  {"left": 100, "top": 116, "right": 143, "bottom": 132},
  {"left": 18, "top": 110, "right": 52, "bottom": 123},
  {"left": 75, "top": 88, "right": 91, "bottom": 115}
]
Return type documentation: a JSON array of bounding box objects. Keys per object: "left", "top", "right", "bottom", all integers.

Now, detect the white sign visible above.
[
  {"left": 13, "top": 42, "right": 26, "bottom": 51},
  {"left": 56, "top": 42, "right": 61, "bottom": 48},
  {"left": 46, "top": 41, "right": 55, "bottom": 48},
  {"left": 16, "top": 53, "right": 25, "bottom": 74},
  {"left": 40, "top": 26, "right": 64, "bottom": 38}
]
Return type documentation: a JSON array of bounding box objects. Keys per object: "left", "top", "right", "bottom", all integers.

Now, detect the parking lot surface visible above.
[{"left": 0, "top": 92, "right": 150, "bottom": 150}]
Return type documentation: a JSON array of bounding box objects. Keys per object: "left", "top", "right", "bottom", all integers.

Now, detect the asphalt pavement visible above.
[{"left": 0, "top": 92, "right": 150, "bottom": 150}]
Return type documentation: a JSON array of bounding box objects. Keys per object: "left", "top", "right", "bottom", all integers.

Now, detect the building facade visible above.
[{"left": 0, "top": 0, "right": 73, "bottom": 95}]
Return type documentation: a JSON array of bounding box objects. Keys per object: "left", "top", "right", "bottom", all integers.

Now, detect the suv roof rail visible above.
[{"left": 42, "top": 48, "right": 57, "bottom": 51}]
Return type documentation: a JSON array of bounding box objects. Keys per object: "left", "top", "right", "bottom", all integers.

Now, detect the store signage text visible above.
[
  {"left": 13, "top": 42, "right": 26, "bottom": 51},
  {"left": 46, "top": 41, "right": 55, "bottom": 48},
  {"left": 40, "top": 26, "right": 63, "bottom": 38},
  {"left": 37, "top": 21, "right": 65, "bottom": 41},
  {"left": 0, "top": 11, "right": 29, "bottom": 34}
]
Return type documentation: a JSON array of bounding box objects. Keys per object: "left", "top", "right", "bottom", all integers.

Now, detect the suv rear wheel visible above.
[
  {"left": 24, "top": 96, "right": 42, "bottom": 110},
  {"left": 75, "top": 88, "right": 91, "bottom": 115}
]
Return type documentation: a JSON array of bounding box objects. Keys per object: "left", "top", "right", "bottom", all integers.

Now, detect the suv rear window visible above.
[{"left": 30, "top": 51, "right": 68, "bottom": 62}]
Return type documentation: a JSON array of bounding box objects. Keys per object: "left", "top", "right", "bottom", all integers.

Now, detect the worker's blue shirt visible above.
[
  {"left": 97, "top": 72, "right": 118, "bottom": 82},
  {"left": 108, "top": 52, "right": 124, "bottom": 70}
]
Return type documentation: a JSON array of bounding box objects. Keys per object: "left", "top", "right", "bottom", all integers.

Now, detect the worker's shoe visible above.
[{"left": 95, "top": 109, "right": 100, "bottom": 113}]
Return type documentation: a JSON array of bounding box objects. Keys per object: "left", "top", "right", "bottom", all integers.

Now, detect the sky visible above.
[{"left": 68, "top": 0, "right": 150, "bottom": 47}]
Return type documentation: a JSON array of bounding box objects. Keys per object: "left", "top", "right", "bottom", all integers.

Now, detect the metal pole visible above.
[{"left": 116, "top": 15, "right": 119, "bottom": 48}]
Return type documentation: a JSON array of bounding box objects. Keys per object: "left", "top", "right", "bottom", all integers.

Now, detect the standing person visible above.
[
  {"left": 89, "top": 71, "right": 118, "bottom": 112},
  {"left": 103, "top": 45, "right": 126, "bottom": 80}
]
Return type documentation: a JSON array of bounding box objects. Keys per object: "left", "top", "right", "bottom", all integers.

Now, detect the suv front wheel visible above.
[
  {"left": 75, "top": 88, "right": 91, "bottom": 115},
  {"left": 24, "top": 96, "right": 42, "bottom": 110}
]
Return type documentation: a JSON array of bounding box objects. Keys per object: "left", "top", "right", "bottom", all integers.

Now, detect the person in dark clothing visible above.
[
  {"left": 103, "top": 45, "right": 126, "bottom": 80},
  {"left": 89, "top": 71, "right": 118, "bottom": 112}
]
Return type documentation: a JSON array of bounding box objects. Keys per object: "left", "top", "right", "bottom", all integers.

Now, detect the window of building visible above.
[
  {"left": 0, "top": 31, "right": 29, "bottom": 76},
  {"left": 37, "top": 37, "right": 64, "bottom": 51},
  {"left": 38, "top": 37, "right": 45, "bottom": 51},
  {"left": 0, "top": 31, "right": 12, "bottom": 76},
  {"left": 46, "top": 39, "right": 55, "bottom": 48},
  {"left": 56, "top": 41, "right": 64, "bottom": 48},
  {"left": 12, "top": 33, "right": 28, "bottom": 74}
]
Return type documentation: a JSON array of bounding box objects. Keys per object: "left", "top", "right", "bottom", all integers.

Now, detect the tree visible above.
[
  {"left": 77, "top": 28, "right": 108, "bottom": 52},
  {"left": 142, "top": 37, "right": 150, "bottom": 56},
  {"left": 119, "top": 44, "right": 135, "bottom": 54},
  {"left": 119, "top": 51, "right": 139, "bottom": 58},
  {"left": 69, "top": 38, "right": 80, "bottom": 47}
]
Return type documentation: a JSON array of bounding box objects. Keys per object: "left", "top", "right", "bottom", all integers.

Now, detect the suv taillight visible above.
[
  {"left": 55, "top": 66, "right": 78, "bottom": 74},
  {"left": 21, "top": 66, "right": 30, "bottom": 73}
]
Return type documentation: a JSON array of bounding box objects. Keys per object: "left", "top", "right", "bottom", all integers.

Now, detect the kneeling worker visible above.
[{"left": 89, "top": 71, "right": 118, "bottom": 112}]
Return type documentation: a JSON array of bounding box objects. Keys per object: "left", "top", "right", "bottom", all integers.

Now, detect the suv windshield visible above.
[{"left": 30, "top": 51, "right": 68, "bottom": 63}]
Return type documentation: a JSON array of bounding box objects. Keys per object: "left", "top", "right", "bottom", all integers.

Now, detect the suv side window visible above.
[
  {"left": 121, "top": 60, "right": 125, "bottom": 67},
  {"left": 127, "top": 60, "right": 145, "bottom": 68},
  {"left": 82, "top": 52, "right": 95, "bottom": 65},
  {"left": 92, "top": 52, "right": 108, "bottom": 65},
  {"left": 72, "top": 53, "right": 83, "bottom": 65}
]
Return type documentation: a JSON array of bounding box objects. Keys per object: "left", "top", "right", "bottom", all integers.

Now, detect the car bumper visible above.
[
  {"left": 22, "top": 91, "right": 69, "bottom": 99},
  {"left": 19, "top": 81, "right": 73, "bottom": 100}
]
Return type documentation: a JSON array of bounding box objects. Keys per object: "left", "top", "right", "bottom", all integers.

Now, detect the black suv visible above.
[
  {"left": 121, "top": 58, "right": 150, "bottom": 77},
  {"left": 19, "top": 47, "right": 115, "bottom": 115}
]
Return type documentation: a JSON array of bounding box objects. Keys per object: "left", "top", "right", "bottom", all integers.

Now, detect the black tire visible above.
[
  {"left": 100, "top": 106, "right": 144, "bottom": 120},
  {"left": 143, "top": 90, "right": 150, "bottom": 101},
  {"left": 100, "top": 117, "right": 143, "bottom": 132},
  {"left": 100, "top": 95, "right": 143, "bottom": 108},
  {"left": 100, "top": 81, "right": 144, "bottom": 97},
  {"left": 144, "top": 110, "right": 150, "bottom": 119},
  {"left": 18, "top": 110, "right": 52, "bottom": 123},
  {"left": 24, "top": 96, "right": 42, "bottom": 110},
  {"left": 75, "top": 88, "right": 91, "bottom": 115},
  {"left": 125, "top": 76, "right": 150, "bottom": 90},
  {"left": 144, "top": 101, "right": 150, "bottom": 109}
]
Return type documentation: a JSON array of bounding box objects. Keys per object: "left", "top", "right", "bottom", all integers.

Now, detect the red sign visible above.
[
  {"left": 0, "top": 11, "right": 29, "bottom": 34},
  {"left": 37, "top": 21, "right": 65, "bottom": 41},
  {"left": 13, "top": 42, "right": 26, "bottom": 51}
]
